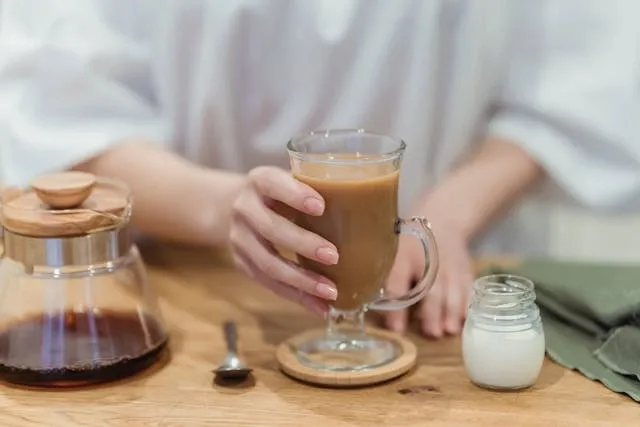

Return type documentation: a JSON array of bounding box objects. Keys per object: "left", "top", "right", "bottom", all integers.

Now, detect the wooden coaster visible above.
[{"left": 276, "top": 327, "right": 417, "bottom": 387}]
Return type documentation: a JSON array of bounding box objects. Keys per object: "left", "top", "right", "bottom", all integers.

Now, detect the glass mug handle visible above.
[{"left": 368, "top": 216, "right": 439, "bottom": 311}]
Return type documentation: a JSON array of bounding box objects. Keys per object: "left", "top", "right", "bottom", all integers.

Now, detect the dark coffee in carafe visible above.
[{"left": 0, "top": 310, "right": 167, "bottom": 387}]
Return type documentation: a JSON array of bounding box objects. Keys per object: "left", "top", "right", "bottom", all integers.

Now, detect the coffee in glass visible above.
[{"left": 287, "top": 129, "right": 439, "bottom": 371}]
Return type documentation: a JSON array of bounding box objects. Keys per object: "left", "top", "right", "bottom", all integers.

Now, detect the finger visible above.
[
  {"left": 233, "top": 249, "right": 329, "bottom": 317},
  {"left": 229, "top": 219, "right": 338, "bottom": 301},
  {"left": 231, "top": 248, "right": 257, "bottom": 280},
  {"left": 235, "top": 191, "right": 338, "bottom": 265},
  {"left": 248, "top": 166, "right": 325, "bottom": 216},
  {"left": 444, "top": 272, "right": 475, "bottom": 335},
  {"left": 443, "top": 282, "right": 463, "bottom": 335},
  {"left": 460, "top": 276, "right": 475, "bottom": 321},
  {"left": 420, "top": 283, "right": 445, "bottom": 338},
  {"left": 384, "top": 260, "right": 413, "bottom": 333}
]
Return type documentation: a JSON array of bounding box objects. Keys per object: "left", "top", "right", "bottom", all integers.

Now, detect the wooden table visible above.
[{"left": 0, "top": 244, "right": 637, "bottom": 426}]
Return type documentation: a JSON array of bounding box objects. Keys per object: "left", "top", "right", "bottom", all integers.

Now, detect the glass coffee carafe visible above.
[
  {"left": 287, "top": 129, "right": 439, "bottom": 371},
  {"left": 0, "top": 171, "right": 168, "bottom": 387}
]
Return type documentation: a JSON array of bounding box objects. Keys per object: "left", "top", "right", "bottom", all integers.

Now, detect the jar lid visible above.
[{"left": 1, "top": 172, "right": 130, "bottom": 237}]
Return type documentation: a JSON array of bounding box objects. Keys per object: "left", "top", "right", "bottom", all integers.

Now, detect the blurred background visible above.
[
  {"left": 550, "top": 208, "right": 640, "bottom": 262},
  {"left": 0, "top": 0, "right": 638, "bottom": 264}
]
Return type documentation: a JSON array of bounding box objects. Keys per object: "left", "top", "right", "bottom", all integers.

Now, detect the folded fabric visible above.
[{"left": 486, "top": 259, "right": 640, "bottom": 402}]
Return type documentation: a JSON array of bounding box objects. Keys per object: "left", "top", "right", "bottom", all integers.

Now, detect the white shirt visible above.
[{"left": 1, "top": 0, "right": 639, "bottom": 255}]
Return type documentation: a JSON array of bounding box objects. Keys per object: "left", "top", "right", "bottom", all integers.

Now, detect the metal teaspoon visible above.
[{"left": 213, "top": 321, "right": 253, "bottom": 380}]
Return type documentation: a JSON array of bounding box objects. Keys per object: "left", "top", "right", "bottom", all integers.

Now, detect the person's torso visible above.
[
  {"left": 136, "top": 0, "right": 513, "bottom": 210},
  {"left": 106, "top": 0, "right": 548, "bottom": 254}
]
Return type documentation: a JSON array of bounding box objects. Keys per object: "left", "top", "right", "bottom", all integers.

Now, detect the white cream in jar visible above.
[{"left": 462, "top": 274, "right": 545, "bottom": 390}]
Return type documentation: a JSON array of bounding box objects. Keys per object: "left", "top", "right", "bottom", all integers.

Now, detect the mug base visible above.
[
  {"left": 276, "top": 327, "right": 417, "bottom": 387},
  {"left": 294, "top": 333, "right": 398, "bottom": 371}
]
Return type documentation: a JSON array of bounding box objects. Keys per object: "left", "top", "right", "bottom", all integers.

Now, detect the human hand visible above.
[
  {"left": 228, "top": 166, "right": 339, "bottom": 317},
  {"left": 385, "top": 216, "right": 475, "bottom": 338}
]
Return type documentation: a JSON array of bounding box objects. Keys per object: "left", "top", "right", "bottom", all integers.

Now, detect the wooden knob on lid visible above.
[
  {"left": 31, "top": 172, "right": 96, "bottom": 209},
  {"left": 2, "top": 172, "right": 129, "bottom": 237}
]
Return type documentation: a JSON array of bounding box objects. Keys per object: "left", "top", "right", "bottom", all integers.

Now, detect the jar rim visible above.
[
  {"left": 472, "top": 274, "right": 536, "bottom": 310},
  {"left": 474, "top": 274, "right": 534, "bottom": 294}
]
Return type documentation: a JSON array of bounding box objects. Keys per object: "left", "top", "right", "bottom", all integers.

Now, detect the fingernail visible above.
[
  {"left": 429, "top": 330, "right": 443, "bottom": 339},
  {"left": 303, "top": 197, "right": 324, "bottom": 215},
  {"left": 316, "top": 247, "right": 339, "bottom": 264},
  {"left": 445, "top": 323, "right": 460, "bottom": 334},
  {"left": 315, "top": 282, "right": 337, "bottom": 300}
]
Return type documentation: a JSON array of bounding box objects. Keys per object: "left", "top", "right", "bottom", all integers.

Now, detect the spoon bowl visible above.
[{"left": 214, "top": 321, "right": 253, "bottom": 381}]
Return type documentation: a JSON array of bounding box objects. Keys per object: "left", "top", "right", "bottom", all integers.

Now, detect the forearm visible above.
[
  {"left": 72, "top": 140, "right": 246, "bottom": 247},
  {"left": 419, "top": 136, "right": 545, "bottom": 241}
]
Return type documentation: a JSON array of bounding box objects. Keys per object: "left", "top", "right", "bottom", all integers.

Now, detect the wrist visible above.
[
  {"left": 198, "top": 169, "right": 247, "bottom": 247},
  {"left": 414, "top": 137, "right": 544, "bottom": 245},
  {"left": 416, "top": 187, "right": 476, "bottom": 244}
]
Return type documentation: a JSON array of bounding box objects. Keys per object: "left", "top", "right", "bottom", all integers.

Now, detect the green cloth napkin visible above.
[{"left": 486, "top": 259, "right": 640, "bottom": 402}]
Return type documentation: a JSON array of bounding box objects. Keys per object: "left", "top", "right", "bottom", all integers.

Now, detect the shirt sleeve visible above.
[
  {"left": 0, "top": 0, "right": 166, "bottom": 186},
  {"left": 488, "top": 0, "right": 640, "bottom": 212}
]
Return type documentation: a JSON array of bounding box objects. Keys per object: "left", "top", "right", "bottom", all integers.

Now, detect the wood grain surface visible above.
[{"left": 0, "top": 244, "right": 636, "bottom": 426}]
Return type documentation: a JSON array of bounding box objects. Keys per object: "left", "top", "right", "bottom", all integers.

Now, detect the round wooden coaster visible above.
[{"left": 276, "top": 327, "right": 417, "bottom": 387}]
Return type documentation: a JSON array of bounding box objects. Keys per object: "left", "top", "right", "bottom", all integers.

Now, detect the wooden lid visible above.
[
  {"left": 1, "top": 172, "right": 130, "bottom": 237},
  {"left": 276, "top": 327, "right": 417, "bottom": 387},
  {"left": 32, "top": 171, "right": 96, "bottom": 209}
]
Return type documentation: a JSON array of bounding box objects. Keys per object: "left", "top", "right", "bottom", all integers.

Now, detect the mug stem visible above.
[
  {"left": 326, "top": 307, "right": 367, "bottom": 340},
  {"left": 293, "top": 304, "right": 398, "bottom": 371}
]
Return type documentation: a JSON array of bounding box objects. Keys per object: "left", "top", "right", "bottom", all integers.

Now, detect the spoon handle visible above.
[{"left": 224, "top": 321, "right": 238, "bottom": 354}]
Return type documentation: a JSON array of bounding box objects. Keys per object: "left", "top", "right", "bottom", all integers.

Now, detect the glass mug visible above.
[{"left": 286, "top": 129, "right": 439, "bottom": 371}]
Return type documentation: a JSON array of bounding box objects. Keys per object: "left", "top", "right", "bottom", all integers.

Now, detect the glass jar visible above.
[
  {"left": 462, "top": 274, "right": 545, "bottom": 390},
  {"left": 0, "top": 173, "right": 169, "bottom": 387}
]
